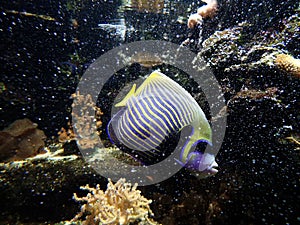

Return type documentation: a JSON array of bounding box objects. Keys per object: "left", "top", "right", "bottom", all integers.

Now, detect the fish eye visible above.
[{"left": 194, "top": 140, "right": 208, "bottom": 152}]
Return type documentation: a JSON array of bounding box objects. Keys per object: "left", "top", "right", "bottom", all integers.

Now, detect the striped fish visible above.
[{"left": 107, "top": 71, "right": 218, "bottom": 174}]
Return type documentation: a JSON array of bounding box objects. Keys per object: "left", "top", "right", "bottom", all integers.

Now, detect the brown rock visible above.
[{"left": 0, "top": 118, "right": 46, "bottom": 162}]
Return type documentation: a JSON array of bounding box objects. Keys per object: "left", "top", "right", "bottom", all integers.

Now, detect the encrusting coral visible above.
[
  {"left": 71, "top": 178, "right": 159, "bottom": 225},
  {"left": 188, "top": 0, "right": 218, "bottom": 28},
  {"left": 274, "top": 53, "right": 300, "bottom": 78}
]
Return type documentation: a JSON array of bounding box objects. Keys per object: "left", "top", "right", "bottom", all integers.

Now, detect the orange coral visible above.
[
  {"left": 58, "top": 122, "right": 76, "bottom": 143},
  {"left": 197, "top": 0, "right": 218, "bottom": 18},
  {"left": 59, "top": 91, "right": 103, "bottom": 150},
  {"left": 188, "top": 0, "right": 218, "bottom": 28},
  {"left": 187, "top": 13, "right": 203, "bottom": 29},
  {"left": 275, "top": 54, "right": 300, "bottom": 78}
]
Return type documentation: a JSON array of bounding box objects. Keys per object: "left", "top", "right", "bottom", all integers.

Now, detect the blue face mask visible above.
[{"left": 179, "top": 151, "right": 218, "bottom": 178}]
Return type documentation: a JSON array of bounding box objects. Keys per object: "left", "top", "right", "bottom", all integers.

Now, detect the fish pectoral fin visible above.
[{"left": 115, "top": 83, "right": 137, "bottom": 107}]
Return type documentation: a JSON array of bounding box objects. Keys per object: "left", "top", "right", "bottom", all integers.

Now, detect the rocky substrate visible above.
[{"left": 0, "top": 148, "right": 102, "bottom": 223}]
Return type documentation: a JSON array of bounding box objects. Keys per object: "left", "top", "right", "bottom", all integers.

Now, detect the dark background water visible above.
[{"left": 0, "top": 0, "right": 297, "bottom": 136}]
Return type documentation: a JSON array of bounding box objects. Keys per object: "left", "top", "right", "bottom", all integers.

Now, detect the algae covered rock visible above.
[{"left": 198, "top": 12, "right": 300, "bottom": 82}]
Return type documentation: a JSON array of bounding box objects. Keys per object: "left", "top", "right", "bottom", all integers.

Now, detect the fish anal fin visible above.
[{"left": 115, "top": 83, "right": 137, "bottom": 107}]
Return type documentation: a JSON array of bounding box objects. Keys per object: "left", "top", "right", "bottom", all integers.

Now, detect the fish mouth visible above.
[{"left": 209, "top": 161, "right": 219, "bottom": 174}]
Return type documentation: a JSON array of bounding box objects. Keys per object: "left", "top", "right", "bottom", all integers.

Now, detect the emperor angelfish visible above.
[{"left": 107, "top": 71, "right": 218, "bottom": 175}]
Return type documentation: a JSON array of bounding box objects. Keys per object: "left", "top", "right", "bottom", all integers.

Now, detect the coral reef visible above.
[
  {"left": 188, "top": 0, "right": 218, "bottom": 28},
  {"left": 275, "top": 54, "right": 300, "bottom": 78},
  {"left": 67, "top": 91, "right": 103, "bottom": 149},
  {"left": 198, "top": 12, "right": 299, "bottom": 79},
  {"left": 72, "top": 178, "right": 159, "bottom": 225},
  {"left": 58, "top": 122, "right": 76, "bottom": 143},
  {"left": 0, "top": 118, "right": 46, "bottom": 162}
]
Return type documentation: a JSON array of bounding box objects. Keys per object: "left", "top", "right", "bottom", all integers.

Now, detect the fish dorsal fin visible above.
[
  {"left": 115, "top": 83, "right": 137, "bottom": 107},
  {"left": 135, "top": 71, "right": 165, "bottom": 96},
  {"left": 135, "top": 71, "right": 195, "bottom": 103}
]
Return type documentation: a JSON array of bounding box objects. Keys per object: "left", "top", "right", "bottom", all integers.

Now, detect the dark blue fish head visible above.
[{"left": 185, "top": 151, "right": 205, "bottom": 170}]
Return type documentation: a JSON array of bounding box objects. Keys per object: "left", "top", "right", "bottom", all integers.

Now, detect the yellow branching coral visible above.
[
  {"left": 72, "top": 178, "right": 159, "bottom": 225},
  {"left": 275, "top": 54, "right": 300, "bottom": 78}
]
